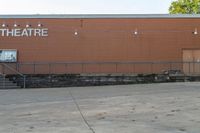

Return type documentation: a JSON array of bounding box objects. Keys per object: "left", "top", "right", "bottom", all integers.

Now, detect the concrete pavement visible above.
[{"left": 0, "top": 82, "right": 200, "bottom": 133}]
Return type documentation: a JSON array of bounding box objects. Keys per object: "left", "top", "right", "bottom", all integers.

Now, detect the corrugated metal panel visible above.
[{"left": 1, "top": 14, "right": 200, "bottom": 19}]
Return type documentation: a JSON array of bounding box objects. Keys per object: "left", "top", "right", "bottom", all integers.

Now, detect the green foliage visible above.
[{"left": 169, "top": 0, "right": 200, "bottom": 14}]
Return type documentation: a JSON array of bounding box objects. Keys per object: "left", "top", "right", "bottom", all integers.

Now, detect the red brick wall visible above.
[{"left": 0, "top": 18, "right": 200, "bottom": 74}]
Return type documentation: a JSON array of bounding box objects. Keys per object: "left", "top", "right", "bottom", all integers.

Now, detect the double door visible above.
[{"left": 183, "top": 49, "right": 200, "bottom": 74}]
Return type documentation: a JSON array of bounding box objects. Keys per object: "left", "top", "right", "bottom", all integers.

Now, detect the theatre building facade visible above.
[{"left": 1, "top": 14, "right": 200, "bottom": 76}]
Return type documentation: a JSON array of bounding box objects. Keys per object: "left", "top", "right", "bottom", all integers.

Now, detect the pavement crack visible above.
[{"left": 68, "top": 88, "right": 96, "bottom": 133}]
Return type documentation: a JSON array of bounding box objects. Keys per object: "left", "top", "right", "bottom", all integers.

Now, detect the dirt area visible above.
[{"left": 0, "top": 82, "right": 200, "bottom": 133}]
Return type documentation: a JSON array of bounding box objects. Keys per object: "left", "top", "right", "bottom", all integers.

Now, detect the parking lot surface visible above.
[{"left": 0, "top": 82, "right": 200, "bottom": 133}]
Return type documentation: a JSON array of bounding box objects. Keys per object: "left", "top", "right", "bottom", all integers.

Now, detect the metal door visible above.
[
  {"left": 193, "top": 50, "right": 200, "bottom": 74},
  {"left": 183, "top": 49, "right": 200, "bottom": 74},
  {"left": 183, "top": 50, "right": 193, "bottom": 74}
]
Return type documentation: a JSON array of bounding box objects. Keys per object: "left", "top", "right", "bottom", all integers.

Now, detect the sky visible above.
[{"left": 0, "top": 0, "right": 174, "bottom": 14}]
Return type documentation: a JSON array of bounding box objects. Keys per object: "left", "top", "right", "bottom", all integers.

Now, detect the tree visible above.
[{"left": 169, "top": 0, "right": 200, "bottom": 14}]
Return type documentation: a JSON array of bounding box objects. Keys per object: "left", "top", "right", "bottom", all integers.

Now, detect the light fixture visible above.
[
  {"left": 38, "top": 23, "right": 42, "bottom": 27},
  {"left": 26, "top": 24, "right": 31, "bottom": 28},
  {"left": 193, "top": 28, "right": 198, "bottom": 35},
  {"left": 134, "top": 29, "right": 138, "bottom": 35},
  {"left": 74, "top": 30, "right": 78, "bottom": 36},
  {"left": 14, "top": 23, "right": 18, "bottom": 27},
  {"left": 2, "top": 23, "right": 7, "bottom": 27}
]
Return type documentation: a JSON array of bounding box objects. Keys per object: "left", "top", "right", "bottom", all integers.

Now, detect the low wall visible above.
[{"left": 6, "top": 73, "right": 200, "bottom": 88}]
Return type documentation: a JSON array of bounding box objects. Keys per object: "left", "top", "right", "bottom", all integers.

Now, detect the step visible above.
[
  {"left": 0, "top": 86, "right": 21, "bottom": 89},
  {"left": 0, "top": 77, "right": 21, "bottom": 89},
  {"left": 0, "top": 79, "right": 17, "bottom": 84},
  {"left": 0, "top": 82, "right": 18, "bottom": 86},
  {"left": 0, "top": 78, "right": 10, "bottom": 81},
  {"left": 0, "top": 80, "right": 16, "bottom": 83}
]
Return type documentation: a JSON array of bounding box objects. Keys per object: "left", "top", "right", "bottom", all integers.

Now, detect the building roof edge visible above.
[{"left": 1, "top": 14, "right": 200, "bottom": 19}]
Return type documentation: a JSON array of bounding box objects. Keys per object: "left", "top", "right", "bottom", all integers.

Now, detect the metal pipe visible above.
[
  {"left": 23, "top": 75, "right": 26, "bottom": 88},
  {"left": 3, "top": 74, "right": 5, "bottom": 89}
]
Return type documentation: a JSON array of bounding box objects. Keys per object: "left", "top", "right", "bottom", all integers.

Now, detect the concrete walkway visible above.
[{"left": 0, "top": 82, "right": 200, "bottom": 133}]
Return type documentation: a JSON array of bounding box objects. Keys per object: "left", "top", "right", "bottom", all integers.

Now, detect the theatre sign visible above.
[{"left": 0, "top": 28, "right": 48, "bottom": 37}]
